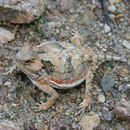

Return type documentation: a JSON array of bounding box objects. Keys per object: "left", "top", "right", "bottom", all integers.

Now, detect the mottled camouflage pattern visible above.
[{"left": 15, "top": 33, "right": 128, "bottom": 111}]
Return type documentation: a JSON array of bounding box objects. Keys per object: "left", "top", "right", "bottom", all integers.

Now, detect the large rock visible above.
[
  {"left": 79, "top": 113, "right": 100, "bottom": 130},
  {"left": 0, "top": 120, "right": 19, "bottom": 130},
  {"left": 0, "top": 27, "right": 14, "bottom": 44},
  {"left": 114, "top": 101, "right": 130, "bottom": 121},
  {"left": 0, "top": 0, "right": 44, "bottom": 23}
]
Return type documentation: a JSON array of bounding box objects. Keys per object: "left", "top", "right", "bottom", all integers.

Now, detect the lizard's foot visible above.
[
  {"left": 77, "top": 93, "right": 92, "bottom": 115},
  {"left": 71, "top": 29, "right": 79, "bottom": 36},
  {"left": 32, "top": 101, "right": 51, "bottom": 112},
  {"left": 4, "top": 65, "right": 16, "bottom": 75},
  {"left": 78, "top": 99, "right": 90, "bottom": 114},
  {"left": 71, "top": 29, "right": 84, "bottom": 47}
]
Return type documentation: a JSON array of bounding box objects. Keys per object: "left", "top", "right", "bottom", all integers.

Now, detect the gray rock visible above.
[
  {"left": 101, "top": 75, "right": 115, "bottom": 92},
  {"left": 0, "top": 0, "right": 44, "bottom": 23},
  {"left": 0, "top": 27, "right": 14, "bottom": 44},
  {"left": 103, "top": 112, "right": 114, "bottom": 121}
]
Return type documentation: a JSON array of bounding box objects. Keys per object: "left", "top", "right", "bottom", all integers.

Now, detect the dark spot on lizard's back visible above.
[
  {"left": 41, "top": 60, "right": 55, "bottom": 75},
  {"left": 65, "top": 56, "right": 74, "bottom": 73},
  {"left": 38, "top": 50, "right": 46, "bottom": 54}
]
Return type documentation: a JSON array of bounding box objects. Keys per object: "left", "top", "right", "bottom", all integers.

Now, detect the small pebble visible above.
[
  {"left": 49, "top": 121, "right": 67, "bottom": 130},
  {"left": 126, "top": 34, "right": 130, "bottom": 40},
  {"left": 103, "top": 112, "right": 114, "bottom": 121},
  {"left": 4, "top": 81, "right": 12, "bottom": 86},
  {"left": 108, "top": 4, "right": 116, "bottom": 13},
  {"left": 98, "top": 94, "right": 105, "bottom": 103},
  {"left": 23, "top": 122, "right": 37, "bottom": 130},
  {"left": 110, "top": 0, "right": 122, "bottom": 4},
  {"left": 109, "top": 14, "right": 116, "bottom": 20},
  {"left": 11, "top": 103, "right": 17, "bottom": 107},
  {"left": 101, "top": 107, "right": 109, "bottom": 113},
  {"left": 0, "top": 78, "right": 2, "bottom": 85},
  {"left": 104, "top": 24, "right": 111, "bottom": 33},
  {"left": 118, "top": 85, "right": 123, "bottom": 91},
  {"left": 122, "top": 40, "right": 130, "bottom": 49},
  {"left": 115, "top": 14, "right": 124, "bottom": 20}
]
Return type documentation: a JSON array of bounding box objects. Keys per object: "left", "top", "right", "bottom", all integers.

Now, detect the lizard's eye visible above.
[{"left": 25, "top": 59, "right": 34, "bottom": 64}]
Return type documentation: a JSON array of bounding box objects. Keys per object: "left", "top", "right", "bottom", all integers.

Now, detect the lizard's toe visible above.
[
  {"left": 77, "top": 99, "right": 89, "bottom": 114},
  {"left": 32, "top": 102, "right": 49, "bottom": 112},
  {"left": 77, "top": 94, "right": 93, "bottom": 116}
]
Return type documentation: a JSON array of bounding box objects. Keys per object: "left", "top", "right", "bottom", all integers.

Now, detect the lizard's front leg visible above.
[
  {"left": 32, "top": 79, "right": 59, "bottom": 111},
  {"left": 71, "top": 30, "right": 85, "bottom": 48},
  {"left": 78, "top": 70, "right": 93, "bottom": 114}
]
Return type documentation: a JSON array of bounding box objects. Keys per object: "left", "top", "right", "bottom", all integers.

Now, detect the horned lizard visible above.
[{"left": 14, "top": 32, "right": 128, "bottom": 112}]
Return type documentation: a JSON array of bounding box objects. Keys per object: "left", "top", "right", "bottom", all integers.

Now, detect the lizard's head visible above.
[
  {"left": 15, "top": 45, "right": 43, "bottom": 72},
  {"left": 15, "top": 45, "right": 37, "bottom": 61}
]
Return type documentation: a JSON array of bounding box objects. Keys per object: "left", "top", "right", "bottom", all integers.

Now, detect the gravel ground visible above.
[{"left": 0, "top": 0, "right": 130, "bottom": 129}]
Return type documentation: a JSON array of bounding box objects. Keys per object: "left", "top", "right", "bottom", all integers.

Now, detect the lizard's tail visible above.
[
  {"left": 96, "top": 54, "right": 128, "bottom": 68},
  {"left": 102, "top": 55, "right": 127, "bottom": 62}
]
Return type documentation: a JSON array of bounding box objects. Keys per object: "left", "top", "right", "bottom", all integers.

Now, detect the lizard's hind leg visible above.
[{"left": 78, "top": 70, "right": 94, "bottom": 115}]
